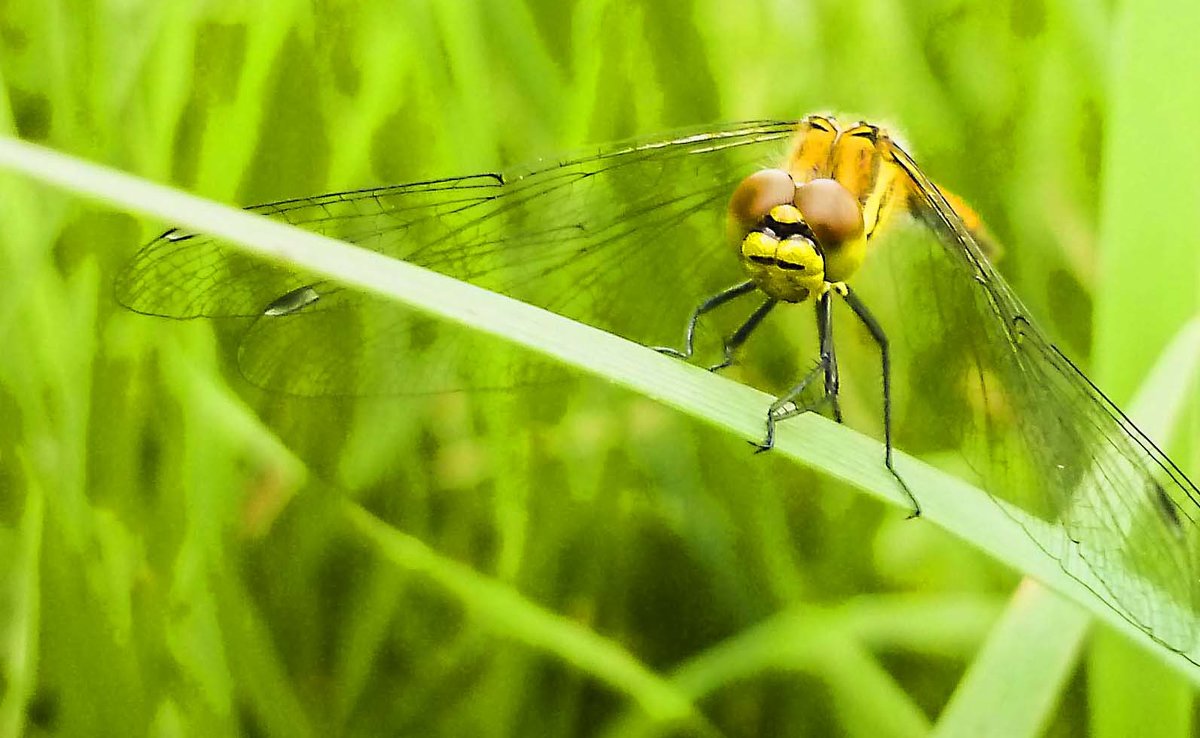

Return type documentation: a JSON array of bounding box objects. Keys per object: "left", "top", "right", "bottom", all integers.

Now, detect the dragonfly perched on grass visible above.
[{"left": 116, "top": 114, "right": 1200, "bottom": 665}]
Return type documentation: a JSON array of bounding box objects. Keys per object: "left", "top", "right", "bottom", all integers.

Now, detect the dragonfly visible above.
[{"left": 116, "top": 114, "right": 1200, "bottom": 664}]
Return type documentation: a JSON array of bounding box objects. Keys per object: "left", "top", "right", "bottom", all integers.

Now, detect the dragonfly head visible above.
[{"left": 728, "top": 170, "right": 866, "bottom": 302}]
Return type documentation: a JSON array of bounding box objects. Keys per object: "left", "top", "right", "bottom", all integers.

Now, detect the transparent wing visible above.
[
  {"left": 115, "top": 120, "right": 798, "bottom": 396},
  {"left": 883, "top": 143, "right": 1200, "bottom": 657}
]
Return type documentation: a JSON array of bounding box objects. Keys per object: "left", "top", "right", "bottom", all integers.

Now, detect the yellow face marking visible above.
[
  {"left": 768, "top": 204, "right": 802, "bottom": 224},
  {"left": 738, "top": 230, "right": 824, "bottom": 302}
]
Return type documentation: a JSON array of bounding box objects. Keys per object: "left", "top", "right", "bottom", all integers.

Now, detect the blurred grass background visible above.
[{"left": 1, "top": 0, "right": 1198, "bottom": 736}]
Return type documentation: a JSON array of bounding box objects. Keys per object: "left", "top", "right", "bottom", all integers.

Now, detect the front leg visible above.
[
  {"left": 653, "top": 280, "right": 757, "bottom": 360},
  {"left": 708, "top": 297, "right": 777, "bottom": 372},
  {"left": 815, "top": 288, "right": 843, "bottom": 423},
  {"left": 752, "top": 359, "right": 832, "bottom": 453}
]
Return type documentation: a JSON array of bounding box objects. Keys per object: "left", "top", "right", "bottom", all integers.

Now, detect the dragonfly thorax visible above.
[{"left": 728, "top": 169, "right": 866, "bottom": 303}]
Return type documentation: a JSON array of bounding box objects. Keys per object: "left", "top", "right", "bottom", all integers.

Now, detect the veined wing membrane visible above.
[
  {"left": 884, "top": 143, "right": 1200, "bottom": 655},
  {"left": 116, "top": 121, "right": 798, "bottom": 395}
]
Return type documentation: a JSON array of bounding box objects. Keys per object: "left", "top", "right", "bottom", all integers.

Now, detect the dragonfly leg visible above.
[
  {"left": 752, "top": 361, "right": 827, "bottom": 453},
  {"left": 841, "top": 285, "right": 921, "bottom": 518},
  {"left": 708, "top": 298, "right": 778, "bottom": 371},
  {"left": 753, "top": 290, "right": 843, "bottom": 450},
  {"left": 654, "top": 280, "right": 757, "bottom": 360},
  {"left": 815, "top": 289, "right": 843, "bottom": 423}
]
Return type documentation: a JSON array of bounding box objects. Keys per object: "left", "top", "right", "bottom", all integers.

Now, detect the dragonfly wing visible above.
[
  {"left": 232, "top": 283, "right": 552, "bottom": 397},
  {"left": 116, "top": 121, "right": 800, "bottom": 395},
  {"left": 114, "top": 174, "right": 507, "bottom": 319},
  {"left": 886, "top": 142, "right": 1200, "bottom": 656}
]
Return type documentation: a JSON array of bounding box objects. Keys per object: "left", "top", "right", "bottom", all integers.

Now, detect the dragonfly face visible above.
[
  {"left": 733, "top": 200, "right": 829, "bottom": 302},
  {"left": 116, "top": 113, "right": 1200, "bottom": 667}
]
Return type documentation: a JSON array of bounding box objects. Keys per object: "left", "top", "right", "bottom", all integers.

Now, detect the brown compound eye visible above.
[
  {"left": 728, "top": 168, "right": 796, "bottom": 235},
  {"left": 793, "top": 178, "right": 864, "bottom": 249}
]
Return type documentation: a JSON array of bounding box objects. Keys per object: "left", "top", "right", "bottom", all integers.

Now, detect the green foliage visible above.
[{"left": 2, "top": 1, "right": 1199, "bottom": 736}]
